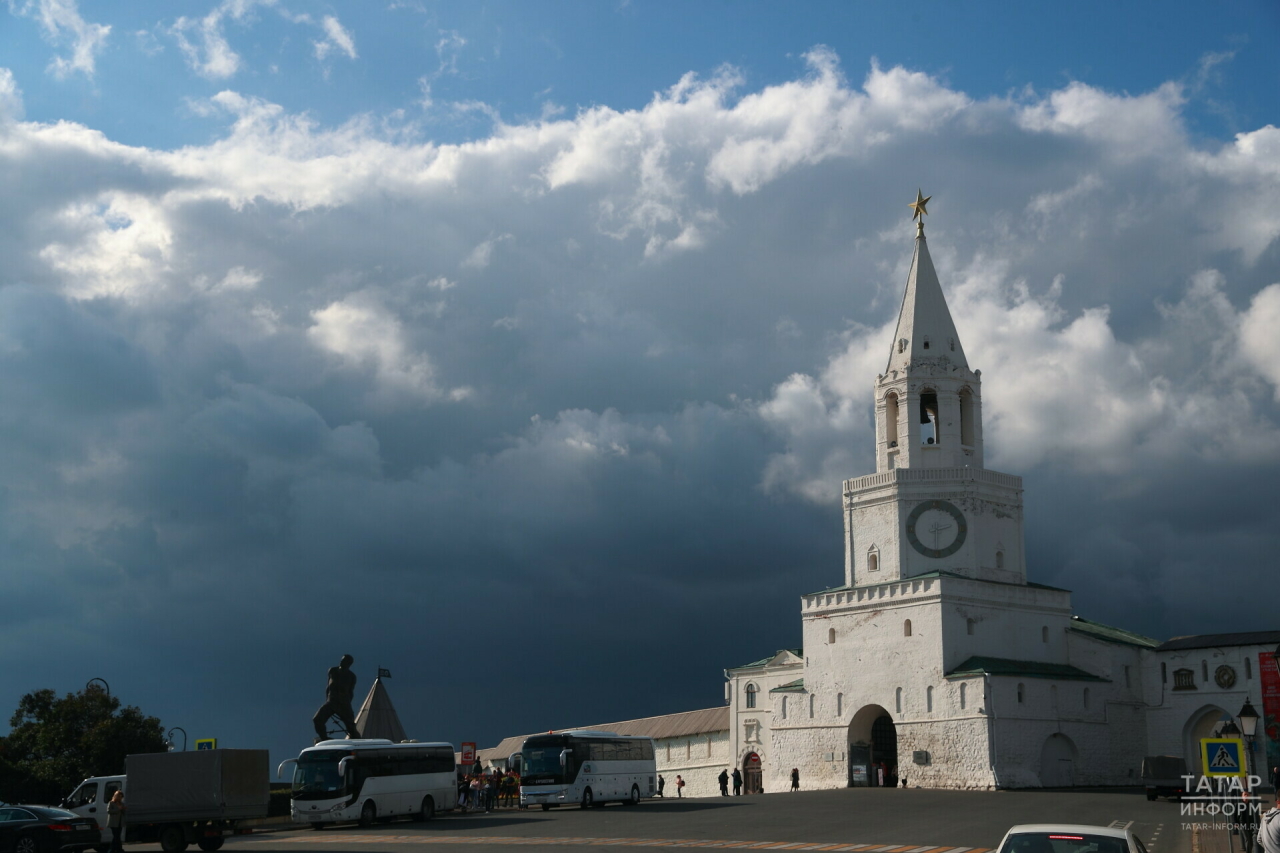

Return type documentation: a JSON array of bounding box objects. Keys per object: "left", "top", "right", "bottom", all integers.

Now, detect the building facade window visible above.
[
  {"left": 745, "top": 683, "right": 758, "bottom": 709},
  {"left": 809, "top": 694, "right": 815, "bottom": 719},
  {"left": 1246, "top": 657, "right": 1253, "bottom": 680},
  {"left": 780, "top": 697, "right": 787, "bottom": 720},
  {"left": 895, "top": 687, "right": 903, "bottom": 714},
  {"left": 1083, "top": 688, "right": 1090, "bottom": 708},
  {"left": 904, "top": 619, "right": 913, "bottom": 637},
  {"left": 996, "top": 550, "right": 1005, "bottom": 570},
  {"left": 1162, "top": 662, "right": 1167, "bottom": 683},
  {"left": 1173, "top": 668, "right": 1196, "bottom": 690},
  {"left": 828, "top": 627, "right": 836, "bottom": 644},
  {"left": 1017, "top": 683, "right": 1025, "bottom": 704},
  {"left": 959, "top": 683, "right": 967, "bottom": 710},
  {"left": 1124, "top": 665, "right": 1131, "bottom": 688},
  {"left": 967, "top": 618, "right": 976, "bottom": 635},
  {"left": 926, "top": 686, "right": 934, "bottom": 713},
  {"left": 1203, "top": 660, "right": 1209, "bottom": 682},
  {"left": 1042, "top": 626, "right": 1049, "bottom": 643},
  {"left": 837, "top": 692, "right": 843, "bottom": 717}
]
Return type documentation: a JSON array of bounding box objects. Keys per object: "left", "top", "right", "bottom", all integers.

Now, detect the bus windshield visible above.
[
  {"left": 522, "top": 738, "right": 579, "bottom": 784},
  {"left": 292, "top": 752, "right": 348, "bottom": 800}
]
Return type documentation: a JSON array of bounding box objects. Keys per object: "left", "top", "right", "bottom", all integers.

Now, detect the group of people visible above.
[
  {"left": 654, "top": 774, "right": 686, "bottom": 797},
  {"left": 456, "top": 769, "right": 521, "bottom": 812},
  {"left": 715, "top": 768, "right": 746, "bottom": 796}
]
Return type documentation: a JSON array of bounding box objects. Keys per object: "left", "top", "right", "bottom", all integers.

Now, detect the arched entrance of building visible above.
[
  {"left": 1039, "top": 733, "right": 1078, "bottom": 787},
  {"left": 742, "top": 752, "right": 763, "bottom": 794},
  {"left": 1183, "top": 704, "right": 1231, "bottom": 777},
  {"left": 847, "top": 704, "right": 897, "bottom": 787}
]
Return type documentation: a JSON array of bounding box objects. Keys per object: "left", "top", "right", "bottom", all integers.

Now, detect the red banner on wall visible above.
[{"left": 1258, "top": 652, "right": 1280, "bottom": 773}]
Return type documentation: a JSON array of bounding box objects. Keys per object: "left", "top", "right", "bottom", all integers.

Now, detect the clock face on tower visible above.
[{"left": 905, "top": 499, "right": 968, "bottom": 559}]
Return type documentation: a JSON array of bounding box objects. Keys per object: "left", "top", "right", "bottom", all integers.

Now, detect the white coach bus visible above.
[
  {"left": 279, "top": 739, "right": 456, "bottom": 828},
  {"left": 519, "top": 731, "right": 656, "bottom": 810}
]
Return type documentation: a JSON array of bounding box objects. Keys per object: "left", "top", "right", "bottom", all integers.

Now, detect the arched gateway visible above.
[
  {"left": 847, "top": 705, "right": 897, "bottom": 787},
  {"left": 742, "top": 752, "right": 763, "bottom": 794}
]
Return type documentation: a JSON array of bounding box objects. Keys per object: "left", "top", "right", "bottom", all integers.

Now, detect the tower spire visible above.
[{"left": 886, "top": 190, "right": 967, "bottom": 374}]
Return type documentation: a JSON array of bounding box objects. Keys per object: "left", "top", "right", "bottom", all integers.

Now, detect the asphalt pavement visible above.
[{"left": 197, "top": 788, "right": 1193, "bottom": 853}]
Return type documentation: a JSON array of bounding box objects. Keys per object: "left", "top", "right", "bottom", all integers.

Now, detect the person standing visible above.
[
  {"left": 676, "top": 775, "right": 685, "bottom": 798},
  {"left": 1261, "top": 799, "right": 1280, "bottom": 853},
  {"left": 311, "top": 655, "right": 359, "bottom": 743},
  {"left": 107, "top": 790, "right": 125, "bottom": 853},
  {"left": 718, "top": 769, "right": 729, "bottom": 796},
  {"left": 1272, "top": 766, "right": 1280, "bottom": 793},
  {"left": 656, "top": 775, "right": 665, "bottom": 798},
  {"left": 732, "top": 768, "right": 742, "bottom": 796},
  {"left": 790, "top": 768, "right": 800, "bottom": 791}
]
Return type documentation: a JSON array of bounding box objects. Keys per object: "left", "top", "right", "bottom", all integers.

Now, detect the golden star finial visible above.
[{"left": 909, "top": 189, "right": 931, "bottom": 222}]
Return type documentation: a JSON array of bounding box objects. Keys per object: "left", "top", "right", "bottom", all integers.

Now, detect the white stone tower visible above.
[{"left": 842, "top": 193, "right": 1026, "bottom": 587}]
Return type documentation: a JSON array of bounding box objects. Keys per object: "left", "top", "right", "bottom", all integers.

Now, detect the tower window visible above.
[
  {"left": 1083, "top": 688, "right": 1090, "bottom": 708},
  {"left": 966, "top": 618, "right": 976, "bottom": 635},
  {"left": 745, "top": 683, "right": 757, "bottom": 709},
  {"left": 949, "top": 338, "right": 955, "bottom": 352},
  {"left": 920, "top": 391, "right": 939, "bottom": 445},
  {"left": 1017, "top": 683, "right": 1025, "bottom": 704},
  {"left": 996, "top": 550, "right": 1005, "bottom": 570},
  {"left": 868, "top": 547, "right": 880, "bottom": 572},
  {"left": 904, "top": 619, "right": 913, "bottom": 637},
  {"left": 837, "top": 692, "right": 843, "bottom": 716},
  {"left": 923, "top": 336, "right": 930, "bottom": 350},
  {"left": 926, "top": 685, "right": 934, "bottom": 712},
  {"left": 959, "top": 387, "right": 975, "bottom": 447},
  {"left": 1041, "top": 626, "right": 1048, "bottom": 643},
  {"left": 895, "top": 687, "right": 903, "bottom": 714},
  {"left": 828, "top": 627, "right": 836, "bottom": 644},
  {"left": 884, "top": 393, "right": 899, "bottom": 448},
  {"left": 1246, "top": 657, "right": 1252, "bottom": 680},
  {"left": 898, "top": 338, "right": 907, "bottom": 353},
  {"left": 959, "top": 683, "right": 967, "bottom": 710}
]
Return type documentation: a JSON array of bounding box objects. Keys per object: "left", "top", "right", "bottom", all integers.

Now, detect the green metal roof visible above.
[
  {"left": 805, "top": 570, "right": 1070, "bottom": 597},
  {"left": 1069, "top": 615, "right": 1159, "bottom": 649},
  {"left": 769, "top": 678, "right": 806, "bottom": 694},
  {"left": 945, "top": 655, "right": 1106, "bottom": 682},
  {"left": 732, "top": 649, "right": 802, "bottom": 670}
]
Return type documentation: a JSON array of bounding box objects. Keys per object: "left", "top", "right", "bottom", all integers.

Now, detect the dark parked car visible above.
[{"left": 0, "top": 806, "right": 99, "bottom": 853}]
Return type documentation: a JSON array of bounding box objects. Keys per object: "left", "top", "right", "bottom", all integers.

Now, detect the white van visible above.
[{"left": 64, "top": 775, "right": 126, "bottom": 845}]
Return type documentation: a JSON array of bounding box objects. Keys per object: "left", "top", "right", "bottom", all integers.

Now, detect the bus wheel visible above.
[
  {"left": 358, "top": 801, "right": 376, "bottom": 828},
  {"left": 419, "top": 796, "right": 435, "bottom": 821},
  {"left": 624, "top": 785, "right": 639, "bottom": 806},
  {"left": 540, "top": 804, "right": 551, "bottom": 812},
  {"left": 580, "top": 788, "right": 593, "bottom": 809},
  {"left": 309, "top": 824, "right": 325, "bottom": 831},
  {"left": 197, "top": 837, "right": 224, "bottom": 851}
]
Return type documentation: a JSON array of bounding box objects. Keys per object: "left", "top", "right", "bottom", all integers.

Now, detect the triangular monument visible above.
[{"left": 355, "top": 674, "right": 408, "bottom": 742}]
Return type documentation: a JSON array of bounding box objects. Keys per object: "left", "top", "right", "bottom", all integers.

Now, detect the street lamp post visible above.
[
  {"left": 166, "top": 727, "right": 187, "bottom": 752},
  {"left": 86, "top": 678, "right": 110, "bottom": 696}
]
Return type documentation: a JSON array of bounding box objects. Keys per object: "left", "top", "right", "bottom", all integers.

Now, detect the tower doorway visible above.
[
  {"left": 1039, "top": 733, "right": 1078, "bottom": 787},
  {"left": 847, "top": 704, "right": 897, "bottom": 787},
  {"left": 743, "top": 752, "right": 763, "bottom": 794}
]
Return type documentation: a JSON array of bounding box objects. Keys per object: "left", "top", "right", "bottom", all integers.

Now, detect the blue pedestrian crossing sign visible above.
[{"left": 1200, "top": 738, "right": 1246, "bottom": 777}]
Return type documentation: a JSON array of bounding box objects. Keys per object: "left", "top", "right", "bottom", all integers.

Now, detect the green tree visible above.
[{"left": 0, "top": 685, "right": 166, "bottom": 804}]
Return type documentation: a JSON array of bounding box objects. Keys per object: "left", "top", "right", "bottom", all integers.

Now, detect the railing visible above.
[{"left": 845, "top": 466, "right": 1020, "bottom": 494}]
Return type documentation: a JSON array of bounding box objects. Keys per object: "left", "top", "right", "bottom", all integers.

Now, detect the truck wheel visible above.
[
  {"left": 358, "top": 800, "right": 376, "bottom": 828},
  {"left": 14, "top": 834, "right": 40, "bottom": 853},
  {"left": 159, "top": 826, "right": 189, "bottom": 853},
  {"left": 197, "top": 838, "right": 224, "bottom": 851},
  {"left": 419, "top": 796, "right": 435, "bottom": 821}
]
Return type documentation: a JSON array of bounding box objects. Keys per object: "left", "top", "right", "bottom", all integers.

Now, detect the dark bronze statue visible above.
[{"left": 312, "top": 654, "right": 360, "bottom": 743}]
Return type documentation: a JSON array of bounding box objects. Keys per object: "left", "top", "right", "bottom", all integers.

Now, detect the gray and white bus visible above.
[
  {"left": 279, "top": 739, "right": 456, "bottom": 828},
  {"left": 519, "top": 731, "right": 656, "bottom": 810}
]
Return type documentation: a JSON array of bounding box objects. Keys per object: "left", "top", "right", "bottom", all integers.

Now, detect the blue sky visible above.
[{"left": 1, "top": 0, "right": 1279, "bottom": 771}]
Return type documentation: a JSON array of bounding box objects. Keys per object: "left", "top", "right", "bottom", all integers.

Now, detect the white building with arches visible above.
[{"left": 721, "top": 212, "right": 1280, "bottom": 792}]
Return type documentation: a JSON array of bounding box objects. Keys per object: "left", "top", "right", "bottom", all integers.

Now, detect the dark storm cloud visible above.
[{"left": 0, "top": 52, "right": 1278, "bottom": 766}]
